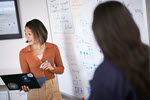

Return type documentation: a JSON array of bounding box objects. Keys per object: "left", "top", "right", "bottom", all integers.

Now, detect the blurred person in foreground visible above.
[{"left": 88, "top": 1, "right": 150, "bottom": 100}]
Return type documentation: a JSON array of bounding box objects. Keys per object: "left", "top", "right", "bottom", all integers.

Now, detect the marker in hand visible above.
[{"left": 40, "top": 59, "right": 49, "bottom": 68}]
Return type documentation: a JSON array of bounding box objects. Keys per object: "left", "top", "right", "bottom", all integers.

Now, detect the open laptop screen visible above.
[{"left": 0, "top": 73, "right": 47, "bottom": 90}]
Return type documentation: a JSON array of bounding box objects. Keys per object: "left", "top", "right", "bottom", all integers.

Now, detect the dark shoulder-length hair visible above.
[
  {"left": 25, "top": 19, "right": 47, "bottom": 45},
  {"left": 92, "top": 1, "right": 150, "bottom": 100}
]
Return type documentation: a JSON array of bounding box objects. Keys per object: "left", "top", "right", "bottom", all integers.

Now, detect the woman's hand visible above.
[
  {"left": 41, "top": 62, "right": 54, "bottom": 71},
  {"left": 19, "top": 85, "right": 30, "bottom": 92}
]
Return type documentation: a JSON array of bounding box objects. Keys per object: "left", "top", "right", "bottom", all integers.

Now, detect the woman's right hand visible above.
[{"left": 19, "top": 85, "right": 30, "bottom": 92}]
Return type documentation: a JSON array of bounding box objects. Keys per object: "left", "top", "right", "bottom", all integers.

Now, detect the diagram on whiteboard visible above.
[{"left": 47, "top": 0, "right": 74, "bottom": 34}]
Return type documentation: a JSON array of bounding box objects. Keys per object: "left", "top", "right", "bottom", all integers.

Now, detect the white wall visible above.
[{"left": 0, "top": 0, "right": 52, "bottom": 85}]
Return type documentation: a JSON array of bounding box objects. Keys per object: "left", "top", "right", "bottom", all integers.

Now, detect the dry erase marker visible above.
[{"left": 40, "top": 59, "right": 49, "bottom": 68}]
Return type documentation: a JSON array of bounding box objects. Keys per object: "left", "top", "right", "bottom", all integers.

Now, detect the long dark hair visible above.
[
  {"left": 92, "top": 1, "right": 150, "bottom": 100},
  {"left": 25, "top": 19, "right": 47, "bottom": 45}
]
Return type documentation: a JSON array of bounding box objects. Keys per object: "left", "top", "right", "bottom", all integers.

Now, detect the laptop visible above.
[{"left": 0, "top": 73, "right": 47, "bottom": 90}]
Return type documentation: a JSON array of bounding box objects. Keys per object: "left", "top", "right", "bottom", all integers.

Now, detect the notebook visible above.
[{"left": 0, "top": 73, "right": 47, "bottom": 90}]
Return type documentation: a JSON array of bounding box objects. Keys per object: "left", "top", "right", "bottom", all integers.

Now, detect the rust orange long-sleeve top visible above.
[{"left": 19, "top": 42, "right": 64, "bottom": 80}]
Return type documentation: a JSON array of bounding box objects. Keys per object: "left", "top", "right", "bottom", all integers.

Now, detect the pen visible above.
[{"left": 40, "top": 59, "right": 49, "bottom": 68}]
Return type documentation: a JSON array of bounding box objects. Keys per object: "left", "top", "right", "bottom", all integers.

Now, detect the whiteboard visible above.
[{"left": 46, "top": 0, "right": 149, "bottom": 99}]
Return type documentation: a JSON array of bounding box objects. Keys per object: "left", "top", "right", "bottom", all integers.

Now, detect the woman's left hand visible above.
[{"left": 41, "top": 62, "right": 54, "bottom": 71}]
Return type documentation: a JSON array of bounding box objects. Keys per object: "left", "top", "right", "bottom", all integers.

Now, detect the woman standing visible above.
[{"left": 19, "top": 19, "right": 64, "bottom": 100}]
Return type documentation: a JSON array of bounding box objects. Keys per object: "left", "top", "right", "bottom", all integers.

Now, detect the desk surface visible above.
[{"left": 0, "top": 85, "right": 80, "bottom": 100}]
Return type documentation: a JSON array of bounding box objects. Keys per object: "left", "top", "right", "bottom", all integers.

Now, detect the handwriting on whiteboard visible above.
[{"left": 47, "top": 0, "right": 74, "bottom": 33}]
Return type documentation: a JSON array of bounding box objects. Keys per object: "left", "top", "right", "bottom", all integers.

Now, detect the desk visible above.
[{"left": 0, "top": 85, "right": 80, "bottom": 100}]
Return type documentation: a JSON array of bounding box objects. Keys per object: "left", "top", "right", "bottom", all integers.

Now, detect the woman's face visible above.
[{"left": 24, "top": 26, "right": 37, "bottom": 45}]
